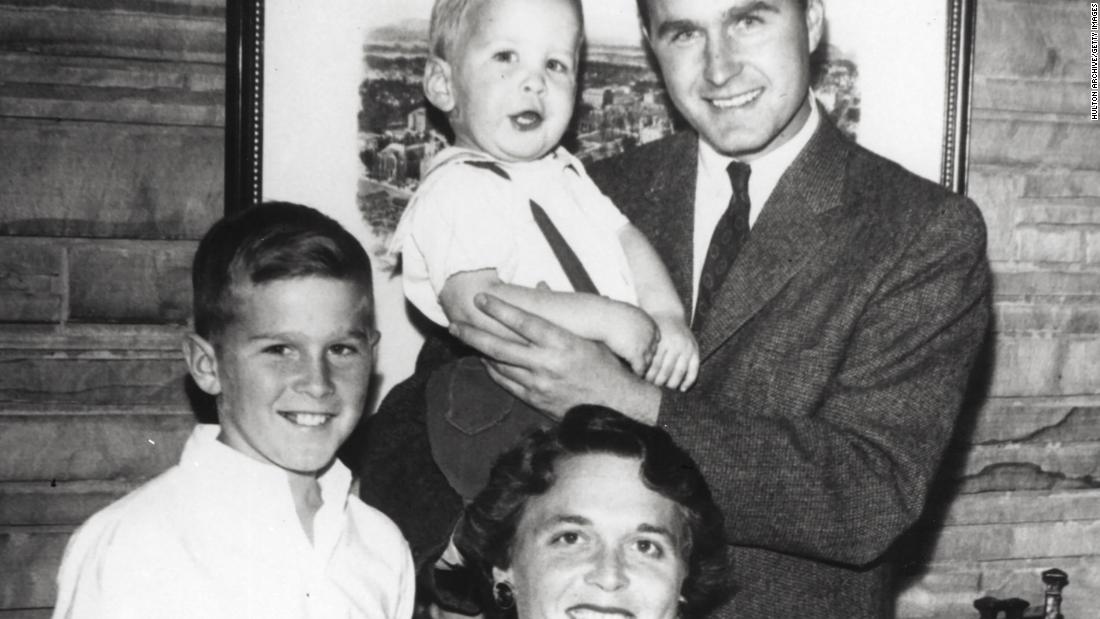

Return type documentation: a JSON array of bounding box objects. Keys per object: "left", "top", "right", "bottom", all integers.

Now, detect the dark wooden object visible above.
[
  {"left": 1039, "top": 569, "right": 1069, "bottom": 619},
  {"left": 973, "top": 568, "right": 1069, "bottom": 619}
]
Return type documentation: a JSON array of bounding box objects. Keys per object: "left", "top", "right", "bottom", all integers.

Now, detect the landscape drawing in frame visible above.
[{"left": 225, "top": 0, "right": 976, "bottom": 406}]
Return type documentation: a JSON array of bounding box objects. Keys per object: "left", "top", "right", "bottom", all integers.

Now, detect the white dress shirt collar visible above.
[
  {"left": 181, "top": 424, "right": 353, "bottom": 554},
  {"left": 691, "top": 94, "right": 821, "bottom": 312},
  {"left": 696, "top": 95, "right": 821, "bottom": 228}
]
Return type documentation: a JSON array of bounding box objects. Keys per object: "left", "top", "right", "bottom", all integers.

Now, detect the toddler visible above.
[{"left": 390, "top": 0, "right": 698, "bottom": 500}]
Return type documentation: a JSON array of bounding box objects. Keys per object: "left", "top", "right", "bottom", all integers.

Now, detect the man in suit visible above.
[{"left": 358, "top": 0, "right": 991, "bottom": 616}]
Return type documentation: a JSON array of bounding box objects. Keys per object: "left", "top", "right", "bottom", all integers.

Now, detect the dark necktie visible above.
[{"left": 693, "top": 161, "right": 751, "bottom": 332}]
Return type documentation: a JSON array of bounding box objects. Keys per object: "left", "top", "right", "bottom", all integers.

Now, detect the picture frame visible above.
[{"left": 224, "top": 0, "right": 978, "bottom": 404}]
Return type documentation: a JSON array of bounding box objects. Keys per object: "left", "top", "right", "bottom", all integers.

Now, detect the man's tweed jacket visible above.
[
  {"left": 584, "top": 117, "right": 991, "bottom": 617},
  {"left": 354, "top": 117, "right": 991, "bottom": 618}
]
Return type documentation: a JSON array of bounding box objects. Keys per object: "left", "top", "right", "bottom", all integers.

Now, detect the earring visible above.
[{"left": 493, "top": 581, "right": 515, "bottom": 610}]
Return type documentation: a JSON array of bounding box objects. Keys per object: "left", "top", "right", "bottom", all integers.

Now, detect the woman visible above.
[{"left": 450, "top": 405, "right": 732, "bottom": 619}]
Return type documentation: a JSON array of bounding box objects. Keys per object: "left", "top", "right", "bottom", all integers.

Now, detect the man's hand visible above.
[{"left": 448, "top": 293, "right": 661, "bottom": 424}]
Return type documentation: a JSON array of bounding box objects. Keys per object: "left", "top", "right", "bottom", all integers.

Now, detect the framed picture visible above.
[{"left": 225, "top": 0, "right": 977, "bottom": 406}]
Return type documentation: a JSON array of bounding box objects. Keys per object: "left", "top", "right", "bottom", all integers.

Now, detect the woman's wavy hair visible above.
[{"left": 454, "top": 405, "right": 733, "bottom": 618}]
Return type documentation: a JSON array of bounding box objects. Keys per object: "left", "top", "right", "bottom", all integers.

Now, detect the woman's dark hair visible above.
[{"left": 454, "top": 405, "right": 732, "bottom": 618}]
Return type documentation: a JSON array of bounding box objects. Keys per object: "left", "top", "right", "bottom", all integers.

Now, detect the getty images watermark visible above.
[{"left": 1092, "top": 3, "right": 1099, "bottom": 119}]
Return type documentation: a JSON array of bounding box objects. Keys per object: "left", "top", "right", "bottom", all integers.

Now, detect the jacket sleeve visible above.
[{"left": 659, "top": 195, "right": 992, "bottom": 567}]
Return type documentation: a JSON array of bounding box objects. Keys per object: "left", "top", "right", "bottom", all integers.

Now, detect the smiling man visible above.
[
  {"left": 649, "top": 0, "right": 818, "bottom": 161},
  {"left": 361, "top": 0, "right": 992, "bottom": 616}
]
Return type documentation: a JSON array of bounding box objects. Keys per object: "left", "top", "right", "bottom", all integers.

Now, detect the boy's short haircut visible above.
[
  {"left": 191, "top": 201, "right": 373, "bottom": 339},
  {"left": 428, "top": 0, "right": 585, "bottom": 60}
]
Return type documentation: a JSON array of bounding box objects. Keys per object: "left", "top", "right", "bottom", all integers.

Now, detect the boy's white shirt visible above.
[
  {"left": 390, "top": 145, "right": 639, "bottom": 326},
  {"left": 52, "top": 424, "right": 415, "bottom": 619}
]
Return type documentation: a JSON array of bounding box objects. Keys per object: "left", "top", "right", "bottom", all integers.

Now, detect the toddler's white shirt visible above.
[{"left": 391, "top": 146, "right": 638, "bottom": 326}]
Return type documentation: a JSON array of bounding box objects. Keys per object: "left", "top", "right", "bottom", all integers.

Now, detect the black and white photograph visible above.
[{"left": 0, "top": 0, "right": 1096, "bottom": 617}]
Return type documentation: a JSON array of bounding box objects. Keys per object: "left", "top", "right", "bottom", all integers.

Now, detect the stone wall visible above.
[
  {"left": 0, "top": 0, "right": 222, "bottom": 614},
  {"left": 894, "top": 0, "right": 1100, "bottom": 617},
  {"left": 0, "top": 0, "right": 1097, "bottom": 617}
]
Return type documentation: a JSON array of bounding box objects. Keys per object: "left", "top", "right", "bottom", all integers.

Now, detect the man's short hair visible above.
[
  {"left": 635, "top": 0, "right": 808, "bottom": 31},
  {"left": 191, "top": 201, "right": 373, "bottom": 339},
  {"left": 428, "top": 0, "right": 585, "bottom": 61}
]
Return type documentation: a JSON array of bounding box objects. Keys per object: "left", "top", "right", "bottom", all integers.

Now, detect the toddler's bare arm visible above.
[
  {"left": 440, "top": 269, "right": 657, "bottom": 374},
  {"left": 618, "top": 224, "right": 699, "bottom": 390}
]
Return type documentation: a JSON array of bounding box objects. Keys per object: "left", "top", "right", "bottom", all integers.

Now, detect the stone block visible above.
[
  {"left": 968, "top": 403, "right": 1100, "bottom": 444},
  {"left": 0, "top": 610, "right": 51, "bottom": 618},
  {"left": 975, "top": 1, "right": 1086, "bottom": 79},
  {"left": 987, "top": 336, "right": 1060, "bottom": 396},
  {"left": 1, "top": 0, "right": 223, "bottom": 14},
  {"left": 0, "top": 5, "right": 224, "bottom": 63},
  {"left": 962, "top": 442, "right": 1100, "bottom": 482},
  {"left": 955, "top": 462, "right": 1097, "bottom": 494},
  {"left": 0, "top": 242, "right": 62, "bottom": 323},
  {"left": 0, "top": 413, "right": 194, "bottom": 481},
  {"left": 995, "top": 301, "right": 1100, "bottom": 334},
  {"left": 0, "top": 527, "right": 69, "bottom": 609},
  {"left": 0, "top": 47, "right": 223, "bottom": 127},
  {"left": 0, "top": 322, "right": 187, "bottom": 351},
  {"left": 972, "top": 75, "right": 1089, "bottom": 116},
  {"left": 0, "top": 480, "right": 134, "bottom": 526},
  {"left": 1016, "top": 202, "right": 1100, "bottom": 226},
  {"left": 68, "top": 242, "right": 195, "bottom": 323},
  {"left": 1058, "top": 337, "right": 1100, "bottom": 393},
  {"left": 993, "top": 271, "right": 1100, "bottom": 299},
  {"left": 1016, "top": 227, "right": 1082, "bottom": 263},
  {"left": 970, "top": 113, "right": 1100, "bottom": 171},
  {"left": 929, "top": 520, "right": 1100, "bottom": 563},
  {"left": 0, "top": 82, "right": 223, "bottom": 126},
  {"left": 968, "top": 167, "right": 1023, "bottom": 262},
  {"left": 1026, "top": 170, "right": 1100, "bottom": 199},
  {"left": 970, "top": 166, "right": 1027, "bottom": 202},
  {"left": 943, "top": 489, "right": 1100, "bottom": 526},
  {"left": 0, "top": 354, "right": 189, "bottom": 406},
  {"left": 0, "top": 119, "right": 222, "bottom": 239},
  {"left": 0, "top": 51, "right": 224, "bottom": 93},
  {"left": 1088, "top": 230, "right": 1100, "bottom": 265},
  {"left": 968, "top": 166, "right": 1025, "bottom": 262}
]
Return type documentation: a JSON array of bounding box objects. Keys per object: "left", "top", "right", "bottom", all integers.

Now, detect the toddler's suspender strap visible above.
[
  {"left": 462, "top": 160, "right": 600, "bottom": 296},
  {"left": 526, "top": 201, "right": 599, "bottom": 295}
]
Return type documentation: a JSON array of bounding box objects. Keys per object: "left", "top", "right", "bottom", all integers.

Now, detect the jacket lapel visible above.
[
  {"left": 696, "top": 119, "right": 853, "bottom": 361},
  {"left": 638, "top": 134, "right": 698, "bottom": 313}
]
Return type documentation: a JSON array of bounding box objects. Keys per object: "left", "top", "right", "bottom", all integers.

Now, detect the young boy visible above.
[
  {"left": 390, "top": 0, "right": 698, "bottom": 500},
  {"left": 52, "top": 203, "right": 415, "bottom": 619}
]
